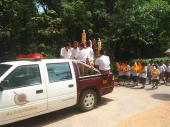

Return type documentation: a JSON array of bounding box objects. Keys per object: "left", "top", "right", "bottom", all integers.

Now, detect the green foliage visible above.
[
  {"left": 108, "top": 0, "right": 170, "bottom": 60},
  {"left": 0, "top": 0, "right": 38, "bottom": 61},
  {"left": 131, "top": 56, "right": 170, "bottom": 64},
  {"left": 0, "top": 0, "right": 169, "bottom": 61}
]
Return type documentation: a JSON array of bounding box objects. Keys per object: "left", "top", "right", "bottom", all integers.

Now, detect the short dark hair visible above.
[
  {"left": 79, "top": 43, "right": 84, "bottom": 48},
  {"left": 73, "top": 41, "right": 78, "bottom": 44},
  {"left": 64, "top": 43, "right": 70, "bottom": 47}
]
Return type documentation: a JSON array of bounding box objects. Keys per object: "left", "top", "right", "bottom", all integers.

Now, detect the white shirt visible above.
[
  {"left": 95, "top": 55, "right": 110, "bottom": 71},
  {"left": 71, "top": 47, "right": 79, "bottom": 59},
  {"left": 77, "top": 49, "right": 88, "bottom": 63},
  {"left": 162, "top": 64, "right": 166, "bottom": 70},
  {"left": 85, "top": 47, "right": 94, "bottom": 61},
  {"left": 60, "top": 48, "right": 71, "bottom": 59},
  {"left": 166, "top": 65, "right": 170, "bottom": 72},
  {"left": 141, "top": 66, "right": 147, "bottom": 78},
  {"left": 158, "top": 65, "right": 165, "bottom": 73},
  {"left": 132, "top": 72, "right": 139, "bottom": 76},
  {"left": 148, "top": 64, "right": 153, "bottom": 72}
]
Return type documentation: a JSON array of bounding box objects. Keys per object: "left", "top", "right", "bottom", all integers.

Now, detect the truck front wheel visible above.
[{"left": 79, "top": 89, "right": 97, "bottom": 111}]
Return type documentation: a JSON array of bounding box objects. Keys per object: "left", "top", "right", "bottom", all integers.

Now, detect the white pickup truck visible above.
[{"left": 0, "top": 59, "right": 114, "bottom": 126}]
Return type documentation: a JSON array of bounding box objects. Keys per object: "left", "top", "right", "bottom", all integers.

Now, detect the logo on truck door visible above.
[{"left": 14, "top": 92, "right": 29, "bottom": 105}]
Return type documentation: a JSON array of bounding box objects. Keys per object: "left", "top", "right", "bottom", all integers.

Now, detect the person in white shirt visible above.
[
  {"left": 165, "top": 62, "right": 170, "bottom": 83},
  {"left": 95, "top": 50, "right": 110, "bottom": 75},
  {"left": 158, "top": 62, "right": 166, "bottom": 84},
  {"left": 124, "top": 62, "right": 131, "bottom": 86},
  {"left": 85, "top": 41, "right": 94, "bottom": 66},
  {"left": 158, "top": 62, "right": 165, "bottom": 74},
  {"left": 166, "top": 63, "right": 170, "bottom": 73},
  {"left": 71, "top": 41, "right": 79, "bottom": 59},
  {"left": 140, "top": 62, "right": 147, "bottom": 88},
  {"left": 147, "top": 60, "right": 154, "bottom": 84},
  {"left": 77, "top": 43, "right": 88, "bottom": 63},
  {"left": 60, "top": 43, "right": 71, "bottom": 59},
  {"left": 77, "top": 43, "right": 89, "bottom": 75}
]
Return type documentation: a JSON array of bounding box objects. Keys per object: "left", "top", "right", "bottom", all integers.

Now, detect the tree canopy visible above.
[{"left": 0, "top": 0, "right": 169, "bottom": 61}]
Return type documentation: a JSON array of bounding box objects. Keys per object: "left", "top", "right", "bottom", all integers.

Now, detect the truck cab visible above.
[{"left": 0, "top": 59, "right": 114, "bottom": 126}]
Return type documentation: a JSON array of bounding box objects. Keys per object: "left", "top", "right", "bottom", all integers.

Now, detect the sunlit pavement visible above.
[{"left": 5, "top": 83, "right": 170, "bottom": 127}]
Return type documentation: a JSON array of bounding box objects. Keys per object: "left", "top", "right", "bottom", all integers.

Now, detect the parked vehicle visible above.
[{"left": 0, "top": 58, "right": 114, "bottom": 125}]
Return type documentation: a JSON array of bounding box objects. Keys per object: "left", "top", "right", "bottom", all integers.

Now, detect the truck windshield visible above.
[{"left": 0, "top": 64, "right": 12, "bottom": 77}]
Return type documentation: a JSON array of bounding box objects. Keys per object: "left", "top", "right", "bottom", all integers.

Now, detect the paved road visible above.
[{"left": 4, "top": 84, "right": 170, "bottom": 127}]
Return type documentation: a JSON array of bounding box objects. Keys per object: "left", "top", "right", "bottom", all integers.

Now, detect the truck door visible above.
[
  {"left": 0, "top": 64, "right": 47, "bottom": 123},
  {"left": 44, "top": 61, "right": 77, "bottom": 111}
]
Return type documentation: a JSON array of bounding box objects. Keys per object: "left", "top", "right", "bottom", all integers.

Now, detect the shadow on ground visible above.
[
  {"left": 3, "top": 97, "right": 113, "bottom": 127},
  {"left": 3, "top": 106, "right": 80, "bottom": 127},
  {"left": 151, "top": 94, "right": 170, "bottom": 101},
  {"left": 98, "top": 97, "right": 114, "bottom": 106}
]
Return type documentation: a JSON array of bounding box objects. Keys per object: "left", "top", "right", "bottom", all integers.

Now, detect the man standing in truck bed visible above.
[{"left": 95, "top": 49, "right": 111, "bottom": 75}]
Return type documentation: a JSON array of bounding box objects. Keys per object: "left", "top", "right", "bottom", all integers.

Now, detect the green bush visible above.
[{"left": 131, "top": 57, "right": 170, "bottom": 64}]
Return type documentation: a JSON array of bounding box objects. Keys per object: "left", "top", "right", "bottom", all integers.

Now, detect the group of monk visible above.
[{"left": 116, "top": 60, "right": 170, "bottom": 89}]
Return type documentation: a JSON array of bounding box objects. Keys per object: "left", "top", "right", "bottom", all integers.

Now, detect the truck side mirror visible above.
[{"left": 0, "top": 80, "right": 9, "bottom": 91}]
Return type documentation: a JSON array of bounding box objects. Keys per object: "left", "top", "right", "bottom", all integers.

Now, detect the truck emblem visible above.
[{"left": 14, "top": 92, "right": 29, "bottom": 105}]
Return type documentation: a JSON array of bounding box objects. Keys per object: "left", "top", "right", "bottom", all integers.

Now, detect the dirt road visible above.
[
  {"left": 117, "top": 101, "right": 170, "bottom": 127},
  {"left": 5, "top": 84, "right": 170, "bottom": 127}
]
